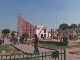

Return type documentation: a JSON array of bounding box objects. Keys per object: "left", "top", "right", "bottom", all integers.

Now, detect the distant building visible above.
[
  {"left": 18, "top": 14, "right": 35, "bottom": 38},
  {"left": 35, "top": 25, "right": 48, "bottom": 38}
]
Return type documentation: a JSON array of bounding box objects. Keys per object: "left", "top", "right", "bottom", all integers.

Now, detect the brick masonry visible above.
[{"left": 18, "top": 14, "right": 35, "bottom": 38}]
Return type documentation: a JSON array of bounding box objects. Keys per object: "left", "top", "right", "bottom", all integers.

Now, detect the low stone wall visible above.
[{"left": 39, "top": 40, "right": 60, "bottom": 45}]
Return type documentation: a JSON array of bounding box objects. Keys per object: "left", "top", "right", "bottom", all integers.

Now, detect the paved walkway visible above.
[
  {"left": 4, "top": 38, "right": 11, "bottom": 44},
  {"left": 66, "top": 48, "right": 80, "bottom": 60},
  {"left": 13, "top": 44, "right": 53, "bottom": 53}
]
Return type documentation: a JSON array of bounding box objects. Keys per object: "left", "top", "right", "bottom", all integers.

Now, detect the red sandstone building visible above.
[
  {"left": 18, "top": 14, "right": 35, "bottom": 37},
  {"left": 18, "top": 14, "right": 48, "bottom": 38}
]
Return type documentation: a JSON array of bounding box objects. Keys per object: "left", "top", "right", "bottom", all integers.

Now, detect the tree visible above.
[
  {"left": 78, "top": 23, "right": 80, "bottom": 27},
  {"left": 12, "top": 31, "right": 16, "bottom": 33},
  {"left": 2, "top": 29, "right": 10, "bottom": 34},
  {"left": 69, "top": 23, "right": 77, "bottom": 29},
  {"left": 22, "top": 32, "right": 29, "bottom": 38},
  {"left": 2, "top": 29, "right": 10, "bottom": 38},
  {"left": 11, "top": 32, "right": 15, "bottom": 37},
  {"left": 59, "top": 23, "right": 69, "bottom": 30}
]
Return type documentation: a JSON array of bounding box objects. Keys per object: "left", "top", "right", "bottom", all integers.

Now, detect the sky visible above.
[{"left": 0, "top": 0, "right": 80, "bottom": 31}]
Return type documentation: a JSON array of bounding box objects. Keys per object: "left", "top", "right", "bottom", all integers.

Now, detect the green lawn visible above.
[
  {"left": 40, "top": 43, "right": 80, "bottom": 49},
  {"left": 0, "top": 45, "right": 18, "bottom": 53},
  {"left": 26, "top": 40, "right": 80, "bottom": 49},
  {"left": 39, "top": 44, "right": 70, "bottom": 49},
  {"left": 26, "top": 40, "right": 33, "bottom": 45}
]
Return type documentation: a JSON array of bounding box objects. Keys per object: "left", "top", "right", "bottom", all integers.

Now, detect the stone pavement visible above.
[
  {"left": 13, "top": 44, "right": 53, "bottom": 53},
  {"left": 4, "top": 38, "right": 11, "bottom": 44},
  {"left": 66, "top": 48, "right": 80, "bottom": 60}
]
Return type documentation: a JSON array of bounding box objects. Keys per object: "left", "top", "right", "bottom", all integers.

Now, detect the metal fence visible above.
[{"left": 0, "top": 49, "right": 66, "bottom": 60}]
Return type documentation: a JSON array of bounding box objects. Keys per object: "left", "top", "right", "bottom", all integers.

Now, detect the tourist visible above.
[
  {"left": 34, "top": 34, "right": 39, "bottom": 54},
  {"left": 20, "top": 36, "right": 24, "bottom": 44},
  {"left": 19, "top": 36, "right": 22, "bottom": 44},
  {"left": 22, "top": 36, "right": 24, "bottom": 44},
  {"left": 24, "top": 36, "right": 27, "bottom": 44},
  {"left": 17, "top": 37, "right": 20, "bottom": 44},
  {"left": 61, "top": 34, "right": 68, "bottom": 45},
  {"left": 0, "top": 39, "right": 2, "bottom": 45},
  {"left": 15, "top": 37, "right": 17, "bottom": 44},
  {"left": 60, "top": 37, "right": 63, "bottom": 43},
  {"left": 2, "top": 37, "right": 4, "bottom": 44},
  {"left": 10, "top": 37, "right": 12, "bottom": 44},
  {"left": 13, "top": 37, "right": 16, "bottom": 44}
]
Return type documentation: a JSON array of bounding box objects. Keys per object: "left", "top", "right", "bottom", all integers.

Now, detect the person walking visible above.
[
  {"left": 1, "top": 37, "right": 4, "bottom": 44},
  {"left": 17, "top": 37, "right": 20, "bottom": 44},
  {"left": 19, "top": 36, "right": 22, "bottom": 44},
  {"left": 34, "top": 34, "right": 39, "bottom": 54},
  {"left": 19, "top": 36, "right": 24, "bottom": 44},
  {"left": 10, "top": 37, "right": 12, "bottom": 44},
  {"left": 24, "top": 36, "right": 27, "bottom": 44},
  {"left": 0, "top": 39, "right": 2, "bottom": 45},
  {"left": 22, "top": 36, "right": 24, "bottom": 44}
]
